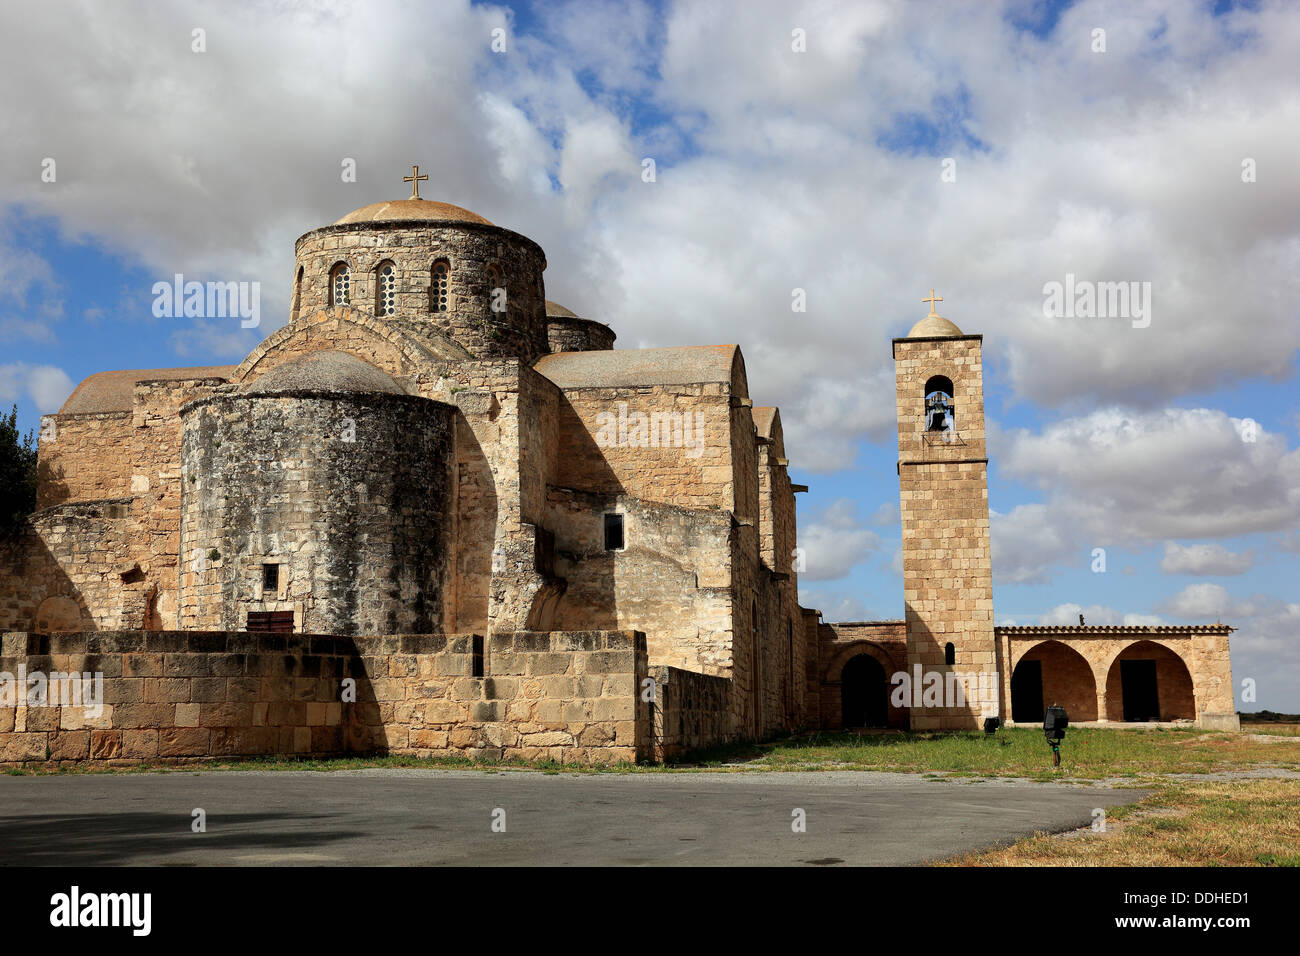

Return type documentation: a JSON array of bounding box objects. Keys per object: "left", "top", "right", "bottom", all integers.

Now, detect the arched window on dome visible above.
[
  {"left": 486, "top": 264, "right": 504, "bottom": 318},
  {"left": 329, "top": 263, "right": 350, "bottom": 307},
  {"left": 430, "top": 259, "right": 450, "bottom": 313},
  {"left": 924, "top": 374, "right": 954, "bottom": 433},
  {"left": 375, "top": 261, "right": 397, "bottom": 316}
]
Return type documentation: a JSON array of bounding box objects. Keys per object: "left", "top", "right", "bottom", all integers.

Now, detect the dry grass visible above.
[
  {"left": 943, "top": 778, "right": 1300, "bottom": 866},
  {"left": 1242, "top": 722, "right": 1300, "bottom": 737}
]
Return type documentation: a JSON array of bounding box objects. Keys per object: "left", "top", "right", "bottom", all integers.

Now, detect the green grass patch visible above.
[{"left": 671, "top": 726, "right": 1300, "bottom": 780}]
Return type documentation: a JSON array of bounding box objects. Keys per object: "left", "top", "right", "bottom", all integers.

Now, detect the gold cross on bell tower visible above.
[
  {"left": 922, "top": 289, "right": 943, "bottom": 315},
  {"left": 403, "top": 164, "right": 429, "bottom": 200}
]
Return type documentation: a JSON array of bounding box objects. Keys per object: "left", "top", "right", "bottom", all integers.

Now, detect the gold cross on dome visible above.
[
  {"left": 922, "top": 289, "right": 943, "bottom": 315},
  {"left": 403, "top": 164, "right": 429, "bottom": 199}
]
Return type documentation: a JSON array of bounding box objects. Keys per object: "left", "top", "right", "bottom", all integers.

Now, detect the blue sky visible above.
[{"left": 1, "top": 0, "right": 1297, "bottom": 709}]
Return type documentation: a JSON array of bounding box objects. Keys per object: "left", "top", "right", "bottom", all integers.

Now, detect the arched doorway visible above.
[
  {"left": 1011, "top": 640, "right": 1098, "bottom": 723},
  {"left": 841, "top": 654, "right": 887, "bottom": 728},
  {"left": 1105, "top": 640, "right": 1196, "bottom": 721}
]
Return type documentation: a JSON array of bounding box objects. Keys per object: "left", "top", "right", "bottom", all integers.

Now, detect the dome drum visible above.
[{"left": 292, "top": 200, "right": 549, "bottom": 363}]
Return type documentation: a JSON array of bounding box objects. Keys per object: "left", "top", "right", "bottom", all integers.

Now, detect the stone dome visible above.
[
  {"left": 906, "top": 313, "right": 964, "bottom": 337},
  {"left": 334, "top": 198, "right": 493, "bottom": 226},
  {"left": 243, "top": 350, "right": 405, "bottom": 396}
]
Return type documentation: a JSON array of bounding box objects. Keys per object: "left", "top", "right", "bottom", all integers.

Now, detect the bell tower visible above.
[{"left": 893, "top": 292, "right": 997, "bottom": 730}]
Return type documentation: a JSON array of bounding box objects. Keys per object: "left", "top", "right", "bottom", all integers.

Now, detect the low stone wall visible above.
[
  {"left": 652, "top": 665, "right": 734, "bottom": 759},
  {"left": 0, "top": 629, "right": 652, "bottom": 767}
]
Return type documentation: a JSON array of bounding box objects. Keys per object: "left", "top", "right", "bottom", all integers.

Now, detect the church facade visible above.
[{"left": 0, "top": 186, "right": 1238, "bottom": 766}]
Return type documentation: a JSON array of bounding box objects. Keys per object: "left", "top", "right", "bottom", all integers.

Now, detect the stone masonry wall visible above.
[
  {"left": 551, "top": 383, "right": 738, "bottom": 511},
  {"left": 0, "top": 500, "right": 140, "bottom": 634},
  {"left": 422, "top": 360, "right": 538, "bottom": 634},
  {"left": 652, "top": 664, "right": 733, "bottom": 759},
  {"left": 545, "top": 487, "right": 734, "bottom": 674},
  {"left": 0, "top": 629, "right": 652, "bottom": 766},
  {"left": 35, "top": 412, "right": 133, "bottom": 508},
  {"left": 129, "top": 377, "right": 233, "bottom": 629}
]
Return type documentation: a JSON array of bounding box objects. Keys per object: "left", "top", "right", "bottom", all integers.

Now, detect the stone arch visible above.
[
  {"left": 1010, "top": 639, "right": 1097, "bottom": 722},
  {"left": 822, "top": 640, "right": 901, "bottom": 731},
  {"left": 1104, "top": 639, "right": 1196, "bottom": 721},
  {"left": 33, "top": 595, "right": 85, "bottom": 632},
  {"left": 234, "top": 305, "right": 468, "bottom": 386}
]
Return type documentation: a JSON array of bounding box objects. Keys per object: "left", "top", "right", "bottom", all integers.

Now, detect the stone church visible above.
[{"left": 0, "top": 180, "right": 1237, "bottom": 766}]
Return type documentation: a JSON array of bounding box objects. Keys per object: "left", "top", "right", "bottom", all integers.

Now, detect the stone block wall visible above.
[
  {"left": 17, "top": 375, "right": 238, "bottom": 635},
  {"left": 652, "top": 665, "right": 734, "bottom": 759},
  {"left": 430, "top": 360, "right": 547, "bottom": 633},
  {"left": 545, "top": 487, "right": 734, "bottom": 674},
  {"left": 35, "top": 412, "right": 133, "bottom": 508},
  {"left": 0, "top": 629, "right": 654, "bottom": 767},
  {"left": 0, "top": 500, "right": 140, "bottom": 635},
  {"left": 551, "top": 383, "right": 739, "bottom": 511},
  {"left": 129, "top": 376, "right": 233, "bottom": 629}
]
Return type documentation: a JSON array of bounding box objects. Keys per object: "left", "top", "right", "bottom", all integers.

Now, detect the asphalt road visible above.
[{"left": 0, "top": 769, "right": 1146, "bottom": 866}]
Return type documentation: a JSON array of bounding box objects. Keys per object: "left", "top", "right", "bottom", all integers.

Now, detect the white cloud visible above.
[
  {"left": 1158, "top": 583, "right": 1233, "bottom": 620},
  {"left": 168, "top": 322, "right": 263, "bottom": 362},
  {"left": 997, "top": 407, "right": 1300, "bottom": 544},
  {"left": 1037, "top": 603, "right": 1166, "bottom": 627},
  {"left": 1160, "top": 541, "right": 1254, "bottom": 576},
  {"left": 0, "top": 362, "right": 75, "bottom": 413},
  {"left": 990, "top": 503, "right": 1076, "bottom": 585},
  {"left": 1158, "top": 585, "right": 1300, "bottom": 711},
  {"left": 797, "top": 497, "right": 883, "bottom": 580},
  {"left": 796, "top": 590, "right": 877, "bottom": 623}
]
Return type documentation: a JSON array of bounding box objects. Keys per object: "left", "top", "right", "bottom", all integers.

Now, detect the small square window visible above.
[
  {"left": 603, "top": 513, "right": 625, "bottom": 551},
  {"left": 262, "top": 563, "right": 279, "bottom": 593}
]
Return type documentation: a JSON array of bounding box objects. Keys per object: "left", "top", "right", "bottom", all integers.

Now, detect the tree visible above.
[{"left": 0, "top": 404, "right": 38, "bottom": 537}]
